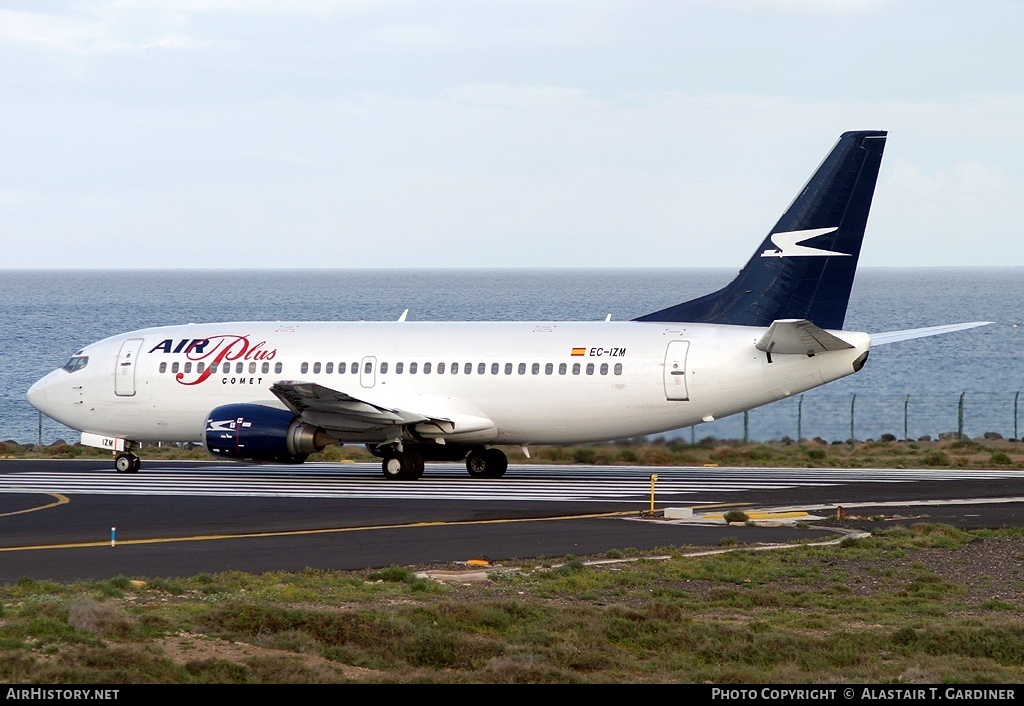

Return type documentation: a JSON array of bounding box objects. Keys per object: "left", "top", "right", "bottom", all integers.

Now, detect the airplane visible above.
[{"left": 27, "top": 130, "right": 991, "bottom": 480}]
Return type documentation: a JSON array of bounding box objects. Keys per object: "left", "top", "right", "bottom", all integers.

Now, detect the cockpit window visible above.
[{"left": 62, "top": 355, "right": 89, "bottom": 373}]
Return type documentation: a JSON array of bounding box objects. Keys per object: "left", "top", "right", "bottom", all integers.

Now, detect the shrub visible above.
[
  {"left": 367, "top": 566, "right": 417, "bottom": 583},
  {"left": 572, "top": 447, "right": 597, "bottom": 464},
  {"left": 923, "top": 451, "right": 950, "bottom": 466}
]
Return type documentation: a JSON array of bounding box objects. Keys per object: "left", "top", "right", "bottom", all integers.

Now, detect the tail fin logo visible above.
[{"left": 760, "top": 227, "right": 848, "bottom": 258}]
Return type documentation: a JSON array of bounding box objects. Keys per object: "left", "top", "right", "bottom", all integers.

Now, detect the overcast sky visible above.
[{"left": 2, "top": 1, "right": 1022, "bottom": 269}]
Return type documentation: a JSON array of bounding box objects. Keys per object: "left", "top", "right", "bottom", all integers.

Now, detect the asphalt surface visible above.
[{"left": 2, "top": 459, "right": 1024, "bottom": 582}]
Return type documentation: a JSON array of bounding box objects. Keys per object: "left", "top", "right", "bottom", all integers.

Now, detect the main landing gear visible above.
[
  {"left": 114, "top": 452, "right": 141, "bottom": 474},
  {"left": 465, "top": 448, "right": 508, "bottom": 479},
  {"left": 381, "top": 450, "right": 425, "bottom": 480},
  {"left": 377, "top": 446, "right": 509, "bottom": 480}
]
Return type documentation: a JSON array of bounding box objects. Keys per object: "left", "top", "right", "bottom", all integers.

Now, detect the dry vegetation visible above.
[
  {"left": 3, "top": 525, "right": 1024, "bottom": 683},
  {"left": 4, "top": 434, "right": 1023, "bottom": 471}
]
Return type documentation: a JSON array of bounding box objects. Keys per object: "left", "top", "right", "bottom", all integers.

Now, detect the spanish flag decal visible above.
[{"left": 571, "top": 347, "right": 586, "bottom": 356}]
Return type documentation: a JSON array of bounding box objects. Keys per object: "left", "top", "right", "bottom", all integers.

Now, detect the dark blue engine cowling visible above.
[{"left": 204, "top": 403, "right": 331, "bottom": 463}]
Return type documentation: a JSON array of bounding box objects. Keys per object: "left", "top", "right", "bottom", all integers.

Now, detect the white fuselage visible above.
[{"left": 28, "top": 319, "right": 871, "bottom": 447}]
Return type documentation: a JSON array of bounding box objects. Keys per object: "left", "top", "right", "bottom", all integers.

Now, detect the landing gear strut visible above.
[
  {"left": 114, "top": 452, "right": 141, "bottom": 474},
  {"left": 380, "top": 450, "right": 424, "bottom": 480},
  {"left": 465, "top": 448, "right": 508, "bottom": 479}
]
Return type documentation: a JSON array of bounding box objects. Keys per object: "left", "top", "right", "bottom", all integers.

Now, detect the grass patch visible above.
[{"left": 2, "top": 525, "right": 1024, "bottom": 682}]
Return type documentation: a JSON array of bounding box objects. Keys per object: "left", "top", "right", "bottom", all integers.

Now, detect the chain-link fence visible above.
[{"left": 677, "top": 392, "right": 1022, "bottom": 444}]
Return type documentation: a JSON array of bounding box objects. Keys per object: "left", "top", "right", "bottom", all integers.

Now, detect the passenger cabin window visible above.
[
  {"left": 410, "top": 362, "right": 418, "bottom": 374},
  {"left": 159, "top": 362, "right": 167, "bottom": 373},
  {"left": 424, "top": 362, "right": 432, "bottom": 374},
  {"left": 396, "top": 362, "right": 404, "bottom": 374},
  {"left": 313, "top": 362, "right": 321, "bottom": 374},
  {"left": 275, "top": 362, "right": 283, "bottom": 374},
  {"left": 338, "top": 362, "right": 347, "bottom": 374},
  {"left": 262, "top": 362, "right": 270, "bottom": 374},
  {"left": 380, "top": 362, "right": 389, "bottom": 374},
  {"left": 325, "top": 362, "right": 333, "bottom": 374},
  {"left": 301, "top": 363, "right": 309, "bottom": 374}
]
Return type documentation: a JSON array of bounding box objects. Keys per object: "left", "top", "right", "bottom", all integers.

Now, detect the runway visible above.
[{"left": 2, "top": 459, "right": 1024, "bottom": 582}]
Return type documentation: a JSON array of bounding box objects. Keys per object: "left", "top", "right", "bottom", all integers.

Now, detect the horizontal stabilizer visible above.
[
  {"left": 870, "top": 321, "right": 994, "bottom": 346},
  {"left": 755, "top": 319, "right": 854, "bottom": 356}
]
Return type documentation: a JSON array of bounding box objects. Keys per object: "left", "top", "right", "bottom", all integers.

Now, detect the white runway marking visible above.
[{"left": 3, "top": 463, "right": 1023, "bottom": 504}]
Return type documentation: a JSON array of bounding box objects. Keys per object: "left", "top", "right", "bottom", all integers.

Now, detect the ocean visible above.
[{"left": 2, "top": 268, "right": 1021, "bottom": 446}]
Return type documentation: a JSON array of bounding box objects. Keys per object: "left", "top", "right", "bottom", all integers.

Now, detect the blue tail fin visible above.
[{"left": 635, "top": 130, "right": 887, "bottom": 330}]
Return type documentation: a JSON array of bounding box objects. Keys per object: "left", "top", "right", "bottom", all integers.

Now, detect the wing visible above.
[
  {"left": 755, "top": 319, "right": 855, "bottom": 356},
  {"left": 270, "top": 381, "right": 497, "bottom": 442},
  {"left": 870, "top": 321, "right": 994, "bottom": 346}
]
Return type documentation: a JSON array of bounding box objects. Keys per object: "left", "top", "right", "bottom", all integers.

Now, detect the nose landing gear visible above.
[{"left": 114, "top": 452, "right": 141, "bottom": 473}]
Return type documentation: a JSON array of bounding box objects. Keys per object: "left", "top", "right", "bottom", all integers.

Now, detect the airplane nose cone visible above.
[
  {"left": 27, "top": 376, "right": 48, "bottom": 411},
  {"left": 28, "top": 369, "right": 82, "bottom": 430},
  {"left": 27, "top": 372, "right": 60, "bottom": 418}
]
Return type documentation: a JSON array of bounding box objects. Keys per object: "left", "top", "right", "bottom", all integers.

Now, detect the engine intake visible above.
[{"left": 204, "top": 403, "right": 333, "bottom": 463}]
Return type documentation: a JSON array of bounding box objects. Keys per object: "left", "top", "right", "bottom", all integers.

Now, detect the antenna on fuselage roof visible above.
[
  {"left": 605, "top": 314, "right": 612, "bottom": 322},
  {"left": 397, "top": 309, "right": 409, "bottom": 322}
]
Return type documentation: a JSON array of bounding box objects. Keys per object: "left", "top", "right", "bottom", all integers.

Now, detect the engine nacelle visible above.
[{"left": 205, "top": 403, "right": 333, "bottom": 463}]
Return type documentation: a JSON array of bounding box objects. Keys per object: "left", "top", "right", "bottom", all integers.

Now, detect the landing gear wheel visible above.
[
  {"left": 381, "top": 451, "right": 421, "bottom": 480},
  {"left": 115, "top": 453, "right": 140, "bottom": 474},
  {"left": 465, "top": 448, "right": 508, "bottom": 479},
  {"left": 410, "top": 453, "right": 425, "bottom": 480},
  {"left": 466, "top": 448, "right": 488, "bottom": 478},
  {"left": 483, "top": 448, "right": 508, "bottom": 478}
]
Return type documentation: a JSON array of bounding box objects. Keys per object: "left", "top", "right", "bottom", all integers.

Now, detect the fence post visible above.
[
  {"left": 850, "top": 394, "right": 856, "bottom": 447},
  {"left": 904, "top": 394, "right": 910, "bottom": 442},
  {"left": 797, "top": 395, "right": 803, "bottom": 444},
  {"left": 743, "top": 410, "right": 749, "bottom": 444},
  {"left": 1015, "top": 391, "right": 1019, "bottom": 441},
  {"left": 958, "top": 392, "right": 965, "bottom": 441}
]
